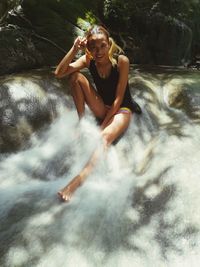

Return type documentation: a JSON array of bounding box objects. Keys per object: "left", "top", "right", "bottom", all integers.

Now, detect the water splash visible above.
[{"left": 1, "top": 69, "right": 200, "bottom": 267}]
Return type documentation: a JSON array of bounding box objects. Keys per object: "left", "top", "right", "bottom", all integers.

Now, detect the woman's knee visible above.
[
  {"left": 102, "top": 132, "right": 113, "bottom": 148},
  {"left": 101, "top": 114, "right": 132, "bottom": 147},
  {"left": 68, "top": 72, "right": 85, "bottom": 86}
]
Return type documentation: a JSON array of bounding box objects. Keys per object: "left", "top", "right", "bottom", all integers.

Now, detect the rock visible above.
[
  {"left": 163, "top": 72, "right": 200, "bottom": 120},
  {"left": 0, "top": 69, "right": 71, "bottom": 152},
  {"left": 0, "top": 1, "right": 196, "bottom": 74},
  {"left": 0, "top": 26, "right": 43, "bottom": 75},
  {"left": 141, "top": 13, "right": 192, "bottom": 66},
  {"left": 0, "top": 2, "right": 79, "bottom": 75}
]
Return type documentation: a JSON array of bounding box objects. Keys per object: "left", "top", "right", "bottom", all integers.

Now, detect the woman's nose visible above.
[{"left": 96, "top": 47, "right": 100, "bottom": 53}]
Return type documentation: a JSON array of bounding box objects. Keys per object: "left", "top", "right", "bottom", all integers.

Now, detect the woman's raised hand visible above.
[{"left": 73, "top": 36, "right": 87, "bottom": 51}]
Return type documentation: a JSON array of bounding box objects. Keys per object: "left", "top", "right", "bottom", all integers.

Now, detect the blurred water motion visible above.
[{"left": 0, "top": 67, "right": 200, "bottom": 267}]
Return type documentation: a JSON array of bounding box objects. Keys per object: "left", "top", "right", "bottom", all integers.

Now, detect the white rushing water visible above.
[{"left": 0, "top": 70, "right": 200, "bottom": 267}]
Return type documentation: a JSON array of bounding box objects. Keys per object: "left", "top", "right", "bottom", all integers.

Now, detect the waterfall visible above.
[{"left": 0, "top": 67, "right": 200, "bottom": 267}]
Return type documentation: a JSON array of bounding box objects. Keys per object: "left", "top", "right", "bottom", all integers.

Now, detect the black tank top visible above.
[{"left": 89, "top": 59, "right": 141, "bottom": 114}]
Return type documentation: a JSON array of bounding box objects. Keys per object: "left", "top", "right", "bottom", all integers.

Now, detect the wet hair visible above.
[{"left": 85, "top": 25, "right": 124, "bottom": 66}]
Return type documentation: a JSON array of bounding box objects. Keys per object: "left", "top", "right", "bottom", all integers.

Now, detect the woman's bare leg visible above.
[
  {"left": 69, "top": 72, "right": 107, "bottom": 119},
  {"left": 58, "top": 147, "right": 101, "bottom": 201},
  {"left": 58, "top": 112, "right": 132, "bottom": 202}
]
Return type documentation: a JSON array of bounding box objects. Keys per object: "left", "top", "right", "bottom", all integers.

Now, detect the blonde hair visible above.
[{"left": 85, "top": 25, "right": 124, "bottom": 66}]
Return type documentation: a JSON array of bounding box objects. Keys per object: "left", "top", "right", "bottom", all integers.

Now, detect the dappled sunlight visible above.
[
  {"left": 7, "top": 78, "right": 47, "bottom": 102},
  {"left": 1, "top": 67, "right": 200, "bottom": 266}
]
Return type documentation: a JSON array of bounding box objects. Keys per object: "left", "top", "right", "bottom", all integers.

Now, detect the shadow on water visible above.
[
  {"left": 130, "top": 168, "right": 199, "bottom": 260},
  {"left": 1, "top": 166, "right": 198, "bottom": 266},
  {"left": 0, "top": 67, "right": 200, "bottom": 266},
  {"left": 130, "top": 67, "right": 200, "bottom": 139},
  {"left": 0, "top": 196, "right": 67, "bottom": 266}
]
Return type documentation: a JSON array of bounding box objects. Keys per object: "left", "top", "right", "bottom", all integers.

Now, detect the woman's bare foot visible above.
[{"left": 57, "top": 175, "right": 82, "bottom": 202}]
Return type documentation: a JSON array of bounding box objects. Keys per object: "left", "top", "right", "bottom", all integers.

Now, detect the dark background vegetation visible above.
[{"left": 0, "top": 0, "right": 200, "bottom": 75}]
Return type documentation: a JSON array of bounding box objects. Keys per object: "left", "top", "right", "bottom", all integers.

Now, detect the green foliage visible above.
[
  {"left": 85, "top": 11, "right": 97, "bottom": 25},
  {"left": 77, "top": 18, "right": 91, "bottom": 32},
  {"left": 77, "top": 11, "right": 98, "bottom": 32}
]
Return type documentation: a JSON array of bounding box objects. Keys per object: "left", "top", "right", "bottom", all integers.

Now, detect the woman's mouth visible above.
[{"left": 96, "top": 55, "right": 104, "bottom": 59}]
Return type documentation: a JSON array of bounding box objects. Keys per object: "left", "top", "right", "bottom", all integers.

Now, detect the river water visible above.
[{"left": 0, "top": 67, "right": 200, "bottom": 267}]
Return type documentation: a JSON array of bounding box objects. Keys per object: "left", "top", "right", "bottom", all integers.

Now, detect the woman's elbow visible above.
[
  {"left": 54, "top": 72, "right": 62, "bottom": 78},
  {"left": 54, "top": 67, "right": 60, "bottom": 76},
  {"left": 54, "top": 69, "right": 66, "bottom": 78}
]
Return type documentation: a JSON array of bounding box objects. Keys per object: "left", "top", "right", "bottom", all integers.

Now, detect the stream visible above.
[{"left": 0, "top": 66, "right": 200, "bottom": 267}]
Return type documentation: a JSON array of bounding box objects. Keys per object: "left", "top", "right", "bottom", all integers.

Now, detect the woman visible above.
[{"left": 55, "top": 25, "right": 141, "bottom": 202}]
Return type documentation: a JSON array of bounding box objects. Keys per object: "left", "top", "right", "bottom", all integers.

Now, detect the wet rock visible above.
[
  {"left": 163, "top": 72, "right": 200, "bottom": 120},
  {"left": 0, "top": 26, "right": 43, "bottom": 75},
  {"left": 141, "top": 13, "right": 192, "bottom": 66},
  {"left": 0, "top": 69, "right": 71, "bottom": 152},
  {"left": 0, "top": 3, "right": 78, "bottom": 75}
]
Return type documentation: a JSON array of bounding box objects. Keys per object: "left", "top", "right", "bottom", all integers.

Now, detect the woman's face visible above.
[{"left": 87, "top": 33, "right": 110, "bottom": 63}]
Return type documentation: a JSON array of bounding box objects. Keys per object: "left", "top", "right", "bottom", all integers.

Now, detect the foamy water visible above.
[{"left": 0, "top": 69, "right": 200, "bottom": 267}]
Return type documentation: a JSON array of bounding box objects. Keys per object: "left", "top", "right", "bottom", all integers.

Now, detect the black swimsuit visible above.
[{"left": 89, "top": 59, "right": 141, "bottom": 114}]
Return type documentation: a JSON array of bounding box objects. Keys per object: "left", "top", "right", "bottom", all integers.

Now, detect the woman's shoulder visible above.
[
  {"left": 116, "top": 55, "right": 130, "bottom": 73},
  {"left": 117, "top": 54, "right": 129, "bottom": 65}
]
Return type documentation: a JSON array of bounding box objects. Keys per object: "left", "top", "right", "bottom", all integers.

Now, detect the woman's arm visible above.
[
  {"left": 101, "top": 55, "right": 130, "bottom": 129},
  {"left": 54, "top": 37, "right": 88, "bottom": 78}
]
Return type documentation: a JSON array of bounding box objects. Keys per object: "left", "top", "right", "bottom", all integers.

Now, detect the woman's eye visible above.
[{"left": 89, "top": 43, "right": 108, "bottom": 52}]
